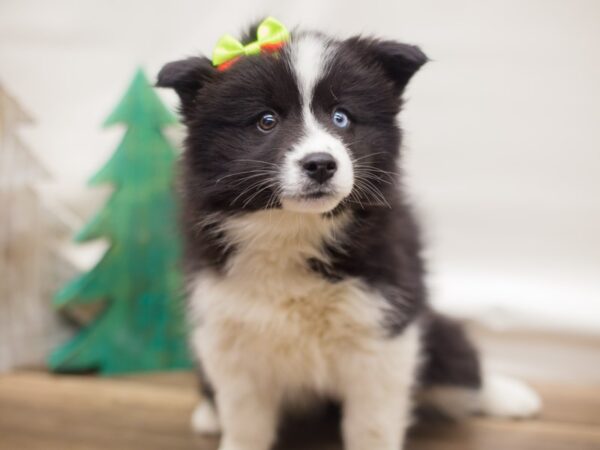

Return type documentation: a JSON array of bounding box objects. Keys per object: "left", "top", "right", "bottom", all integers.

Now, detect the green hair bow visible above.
[{"left": 212, "top": 17, "right": 290, "bottom": 70}]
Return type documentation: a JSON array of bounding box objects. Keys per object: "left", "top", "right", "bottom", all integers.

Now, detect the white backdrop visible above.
[{"left": 1, "top": 0, "right": 599, "bottom": 334}]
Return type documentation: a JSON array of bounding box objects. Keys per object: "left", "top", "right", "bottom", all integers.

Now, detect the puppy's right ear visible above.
[{"left": 156, "top": 56, "right": 217, "bottom": 115}]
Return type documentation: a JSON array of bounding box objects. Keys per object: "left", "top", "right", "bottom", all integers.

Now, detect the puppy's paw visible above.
[
  {"left": 217, "top": 443, "right": 247, "bottom": 450},
  {"left": 218, "top": 438, "right": 265, "bottom": 450},
  {"left": 480, "top": 373, "right": 542, "bottom": 419},
  {"left": 191, "top": 400, "right": 221, "bottom": 434}
]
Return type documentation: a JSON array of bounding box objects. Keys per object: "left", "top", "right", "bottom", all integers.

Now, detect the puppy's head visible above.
[{"left": 158, "top": 28, "right": 426, "bottom": 214}]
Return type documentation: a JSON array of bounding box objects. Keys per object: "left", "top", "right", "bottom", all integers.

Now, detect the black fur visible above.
[
  {"left": 158, "top": 26, "right": 481, "bottom": 393},
  {"left": 157, "top": 56, "right": 216, "bottom": 118},
  {"left": 317, "top": 205, "right": 428, "bottom": 335},
  {"left": 420, "top": 313, "right": 482, "bottom": 388},
  {"left": 195, "top": 359, "right": 216, "bottom": 405}
]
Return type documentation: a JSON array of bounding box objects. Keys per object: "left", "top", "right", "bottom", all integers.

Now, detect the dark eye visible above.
[
  {"left": 257, "top": 112, "right": 278, "bottom": 132},
  {"left": 332, "top": 109, "right": 350, "bottom": 129}
]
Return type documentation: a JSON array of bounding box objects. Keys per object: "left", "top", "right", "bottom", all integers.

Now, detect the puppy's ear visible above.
[
  {"left": 350, "top": 37, "right": 428, "bottom": 93},
  {"left": 372, "top": 40, "right": 428, "bottom": 90},
  {"left": 156, "top": 56, "right": 217, "bottom": 115}
]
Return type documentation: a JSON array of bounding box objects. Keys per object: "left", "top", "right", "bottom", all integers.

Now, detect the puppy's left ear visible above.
[
  {"left": 350, "top": 37, "right": 428, "bottom": 93},
  {"left": 156, "top": 56, "right": 217, "bottom": 116},
  {"left": 372, "top": 40, "right": 428, "bottom": 91}
]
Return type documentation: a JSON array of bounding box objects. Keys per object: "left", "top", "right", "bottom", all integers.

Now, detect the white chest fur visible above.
[{"left": 188, "top": 210, "right": 419, "bottom": 401}]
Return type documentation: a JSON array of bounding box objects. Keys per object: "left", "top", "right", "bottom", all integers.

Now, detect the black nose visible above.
[{"left": 300, "top": 152, "right": 337, "bottom": 184}]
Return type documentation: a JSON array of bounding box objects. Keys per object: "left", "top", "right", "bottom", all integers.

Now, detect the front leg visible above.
[
  {"left": 342, "top": 380, "right": 412, "bottom": 450},
  {"left": 338, "top": 326, "right": 420, "bottom": 450},
  {"left": 215, "top": 373, "right": 281, "bottom": 450}
]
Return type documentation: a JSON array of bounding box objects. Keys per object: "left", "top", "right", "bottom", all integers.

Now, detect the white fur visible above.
[
  {"left": 280, "top": 34, "right": 354, "bottom": 214},
  {"left": 280, "top": 193, "right": 344, "bottom": 214},
  {"left": 188, "top": 209, "right": 420, "bottom": 450},
  {"left": 420, "top": 373, "right": 542, "bottom": 420},
  {"left": 478, "top": 373, "right": 542, "bottom": 418},
  {"left": 191, "top": 400, "right": 221, "bottom": 434},
  {"left": 419, "top": 386, "right": 480, "bottom": 419},
  {"left": 291, "top": 33, "right": 329, "bottom": 105}
]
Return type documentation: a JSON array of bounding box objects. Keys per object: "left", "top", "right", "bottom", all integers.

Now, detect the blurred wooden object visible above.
[
  {"left": 0, "top": 360, "right": 598, "bottom": 449},
  {"left": 0, "top": 84, "right": 74, "bottom": 372}
]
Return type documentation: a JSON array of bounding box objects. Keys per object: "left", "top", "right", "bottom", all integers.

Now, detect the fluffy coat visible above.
[{"left": 158, "top": 24, "right": 540, "bottom": 450}]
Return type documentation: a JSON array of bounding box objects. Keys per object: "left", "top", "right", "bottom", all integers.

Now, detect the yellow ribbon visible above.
[{"left": 212, "top": 17, "right": 290, "bottom": 67}]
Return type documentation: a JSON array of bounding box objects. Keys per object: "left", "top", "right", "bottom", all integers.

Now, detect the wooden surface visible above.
[
  {"left": 2, "top": 328, "right": 600, "bottom": 449},
  {"left": 1, "top": 370, "right": 599, "bottom": 450}
]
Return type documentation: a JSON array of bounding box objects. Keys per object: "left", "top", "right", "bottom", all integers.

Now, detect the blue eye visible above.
[{"left": 332, "top": 109, "right": 350, "bottom": 128}]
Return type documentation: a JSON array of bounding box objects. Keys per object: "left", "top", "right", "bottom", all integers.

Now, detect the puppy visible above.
[{"left": 158, "top": 20, "right": 541, "bottom": 450}]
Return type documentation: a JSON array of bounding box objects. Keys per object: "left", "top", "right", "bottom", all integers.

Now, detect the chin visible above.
[{"left": 280, "top": 193, "right": 346, "bottom": 214}]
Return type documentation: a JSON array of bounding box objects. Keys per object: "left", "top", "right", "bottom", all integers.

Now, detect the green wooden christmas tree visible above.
[{"left": 49, "top": 68, "right": 192, "bottom": 375}]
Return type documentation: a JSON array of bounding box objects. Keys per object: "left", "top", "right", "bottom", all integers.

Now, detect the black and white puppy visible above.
[{"left": 158, "top": 23, "right": 541, "bottom": 450}]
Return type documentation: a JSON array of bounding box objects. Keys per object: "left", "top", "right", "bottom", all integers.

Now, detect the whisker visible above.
[
  {"left": 229, "top": 178, "right": 272, "bottom": 206},
  {"left": 233, "top": 159, "right": 279, "bottom": 168},
  {"left": 225, "top": 172, "right": 276, "bottom": 188},
  {"left": 215, "top": 169, "right": 275, "bottom": 184},
  {"left": 353, "top": 164, "right": 401, "bottom": 178},
  {"left": 355, "top": 178, "right": 391, "bottom": 208},
  {"left": 354, "top": 169, "right": 393, "bottom": 185},
  {"left": 350, "top": 151, "right": 389, "bottom": 163},
  {"left": 352, "top": 175, "right": 391, "bottom": 208},
  {"left": 242, "top": 180, "right": 279, "bottom": 208}
]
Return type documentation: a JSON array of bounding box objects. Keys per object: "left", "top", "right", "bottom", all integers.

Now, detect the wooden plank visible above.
[
  {"left": 531, "top": 381, "right": 600, "bottom": 427},
  {"left": 121, "top": 372, "right": 600, "bottom": 427},
  {"left": 1, "top": 371, "right": 599, "bottom": 450},
  {"left": 409, "top": 419, "right": 600, "bottom": 450}
]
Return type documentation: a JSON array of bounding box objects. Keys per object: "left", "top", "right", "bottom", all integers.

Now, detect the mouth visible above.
[
  {"left": 299, "top": 189, "right": 332, "bottom": 200},
  {"left": 280, "top": 189, "right": 344, "bottom": 213}
]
